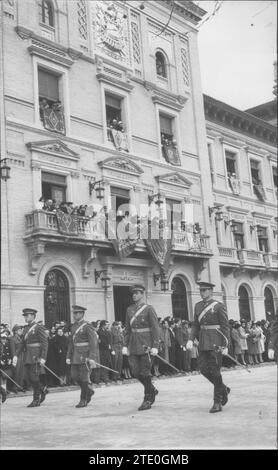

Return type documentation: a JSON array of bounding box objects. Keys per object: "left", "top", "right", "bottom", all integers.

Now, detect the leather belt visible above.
[
  {"left": 131, "top": 328, "right": 150, "bottom": 333},
  {"left": 75, "top": 342, "right": 89, "bottom": 346},
  {"left": 27, "top": 343, "right": 40, "bottom": 347},
  {"left": 200, "top": 325, "right": 220, "bottom": 330}
]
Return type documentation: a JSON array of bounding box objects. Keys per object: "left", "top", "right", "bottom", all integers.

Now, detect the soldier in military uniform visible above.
[
  {"left": 12, "top": 308, "right": 48, "bottom": 407},
  {"left": 66, "top": 305, "right": 99, "bottom": 408},
  {"left": 0, "top": 326, "right": 13, "bottom": 403},
  {"left": 122, "top": 285, "right": 160, "bottom": 411},
  {"left": 186, "top": 282, "right": 230, "bottom": 413}
]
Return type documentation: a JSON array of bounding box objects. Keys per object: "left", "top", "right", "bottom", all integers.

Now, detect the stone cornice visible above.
[
  {"left": 204, "top": 94, "right": 277, "bottom": 146},
  {"left": 156, "top": 0, "right": 207, "bottom": 26}
]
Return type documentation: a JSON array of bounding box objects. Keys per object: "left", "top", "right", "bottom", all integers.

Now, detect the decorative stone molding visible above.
[
  {"left": 155, "top": 172, "right": 192, "bottom": 188},
  {"left": 98, "top": 156, "right": 143, "bottom": 175},
  {"left": 82, "top": 247, "right": 98, "bottom": 278},
  {"left": 26, "top": 241, "right": 45, "bottom": 275},
  {"left": 26, "top": 140, "right": 79, "bottom": 160},
  {"left": 15, "top": 25, "right": 33, "bottom": 40},
  {"left": 67, "top": 48, "right": 83, "bottom": 61},
  {"left": 193, "top": 259, "right": 208, "bottom": 283},
  {"left": 28, "top": 40, "right": 74, "bottom": 68}
]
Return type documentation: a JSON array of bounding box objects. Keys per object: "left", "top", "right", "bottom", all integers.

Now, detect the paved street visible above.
[{"left": 1, "top": 364, "right": 276, "bottom": 450}]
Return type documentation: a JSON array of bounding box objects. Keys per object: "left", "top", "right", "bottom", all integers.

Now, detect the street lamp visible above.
[
  {"left": 94, "top": 269, "right": 111, "bottom": 289},
  {"left": 89, "top": 178, "right": 105, "bottom": 199},
  {"left": 0, "top": 159, "right": 11, "bottom": 181},
  {"left": 153, "top": 270, "right": 169, "bottom": 291},
  {"left": 148, "top": 193, "right": 164, "bottom": 206}
]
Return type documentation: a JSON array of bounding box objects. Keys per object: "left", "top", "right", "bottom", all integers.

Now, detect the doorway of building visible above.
[
  {"left": 113, "top": 286, "right": 133, "bottom": 324},
  {"left": 44, "top": 269, "right": 70, "bottom": 327},
  {"left": 264, "top": 286, "right": 275, "bottom": 321},
  {"left": 171, "top": 277, "right": 189, "bottom": 320},
  {"left": 238, "top": 285, "right": 251, "bottom": 322}
]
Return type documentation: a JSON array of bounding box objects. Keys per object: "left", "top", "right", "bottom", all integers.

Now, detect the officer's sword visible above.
[
  {"left": 143, "top": 346, "right": 180, "bottom": 374},
  {"left": 37, "top": 360, "right": 67, "bottom": 384},
  {"left": 213, "top": 345, "right": 251, "bottom": 373},
  {"left": 0, "top": 368, "right": 24, "bottom": 391},
  {"left": 86, "top": 359, "right": 118, "bottom": 375}
]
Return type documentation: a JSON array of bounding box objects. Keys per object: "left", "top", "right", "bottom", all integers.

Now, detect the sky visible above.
[{"left": 196, "top": 0, "right": 277, "bottom": 110}]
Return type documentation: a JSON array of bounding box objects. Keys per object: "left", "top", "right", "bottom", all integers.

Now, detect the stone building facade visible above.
[
  {"left": 1, "top": 1, "right": 277, "bottom": 326},
  {"left": 204, "top": 94, "right": 277, "bottom": 322}
]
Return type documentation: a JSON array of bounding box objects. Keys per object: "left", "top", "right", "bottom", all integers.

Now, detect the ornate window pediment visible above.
[
  {"left": 26, "top": 139, "right": 79, "bottom": 160},
  {"left": 155, "top": 172, "right": 192, "bottom": 188},
  {"left": 98, "top": 156, "right": 143, "bottom": 175}
]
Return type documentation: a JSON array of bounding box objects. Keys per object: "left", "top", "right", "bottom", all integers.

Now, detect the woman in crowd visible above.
[
  {"left": 52, "top": 327, "right": 69, "bottom": 385},
  {"left": 256, "top": 321, "right": 265, "bottom": 363},
  {"left": 110, "top": 321, "right": 124, "bottom": 381},
  {"left": 9, "top": 325, "right": 25, "bottom": 390},
  {"left": 231, "top": 323, "right": 242, "bottom": 364},
  {"left": 159, "top": 319, "right": 172, "bottom": 375},
  {"left": 238, "top": 321, "right": 249, "bottom": 365},
  {"left": 247, "top": 322, "right": 262, "bottom": 364}
]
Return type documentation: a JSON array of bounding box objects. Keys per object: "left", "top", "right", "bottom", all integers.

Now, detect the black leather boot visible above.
[
  {"left": 149, "top": 386, "right": 159, "bottom": 405},
  {"left": 40, "top": 384, "right": 49, "bottom": 404},
  {"left": 86, "top": 384, "right": 95, "bottom": 404},
  {"left": 75, "top": 383, "right": 88, "bottom": 408},
  {"left": 138, "top": 396, "right": 152, "bottom": 411},
  {"left": 221, "top": 386, "right": 231, "bottom": 406},
  {"left": 209, "top": 401, "right": 222, "bottom": 413},
  {"left": 0, "top": 386, "right": 7, "bottom": 403},
  {"left": 27, "top": 384, "right": 41, "bottom": 407}
]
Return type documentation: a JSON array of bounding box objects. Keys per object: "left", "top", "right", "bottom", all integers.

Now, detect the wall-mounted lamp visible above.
[
  {"left": 208, "top": 204, "right": 223, "bottom": 218},
  {"left": 89, "top": 178, "right": 105, "bottom": 199},
  {"left": 94, "top": 269, "right": 111, "bottom": 289},
  {"left": 148, "top": 192, "right": 164, "bottom": 206},
  {"left": 224, "top": 219, "right": 237, "bottom": 233},
  {"left": 273, "top": 228, "right": 278, "bottom": 238},
  {"left": 1, "top": 159, "right": 11, "bottom": 181},
  {"left": 249, "top": 224, "right": 256, "bottom": 234},
  {"left": 153, "top": 269, "right": 169, "bottom": 291}
]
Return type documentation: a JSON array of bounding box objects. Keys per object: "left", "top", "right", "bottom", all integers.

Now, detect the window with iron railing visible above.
[
  {"left": 159, "top": 114, "right": 181, "bottom": 166},
  {"left": 257, "top": 226, "right": 269, "bottom": 252},
  {"left": 250, "top": 159, "right": 265, "bottom": 201},
  {"left": 38, "top": 69, "right": 65, "bottom": 134},
  {"left": 105, "top": 94, "right": 128, "bottom": 151},
  {"left": 233, "top": 222, "right": 245, "bottom": 250}
]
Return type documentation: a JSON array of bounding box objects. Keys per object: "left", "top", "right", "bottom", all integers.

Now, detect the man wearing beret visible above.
[
  {"left": 122, "top": 285, "right": 160, "bottom": 411},
  {"left": 66, "top": 306, "right": 99, "bottom": 408},
  {"left": 186, "top": 282, "right": 230, "bottom": 413},
  {"left": 12, "top": 308, "right": 48, "bottom": 407}
]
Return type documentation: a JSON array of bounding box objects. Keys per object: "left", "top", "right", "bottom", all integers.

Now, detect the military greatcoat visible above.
[
  {"left": 189, "top": 299, "right": 230, "bottom": 350},
  {"left": 124, "top": 303, "right": 160, "bottom": 355}
]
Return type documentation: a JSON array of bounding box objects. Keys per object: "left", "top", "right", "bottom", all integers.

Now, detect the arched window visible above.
[
  {"left": 39, "top": 0, "right": 54, "bottom": 27},
  {"left": 156, "top": 51, "right": 167, "bottom": 78},
  {"left": 44, "top": 269, "right": 70, "bottom": 327},
  {"left": 264, "top": 286, "right": 275, "bottom": 321},
  {"left": 171, "top": 277, "right": 188, "bottom": 320},
  {"left": 238, "top": 285, "right": 251, "bottom": 322}
]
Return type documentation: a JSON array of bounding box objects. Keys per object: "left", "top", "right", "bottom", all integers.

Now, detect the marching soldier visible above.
[
  {"left": 122, "top": 285, "right": 160, "bottom": 411},
  {"left": 66, "top": 305, "right": 99, "bottom": 408},
  {"left": 12, "top": 308, "right": 48, "bottom": 407},
  {"left": 0, "top": 327, "right": 13, "bottom": 403},
  {"left": 186, "top": 282, "right": 230, "bottom": 413}
]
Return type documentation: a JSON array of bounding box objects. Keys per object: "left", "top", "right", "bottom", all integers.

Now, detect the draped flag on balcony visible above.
[
  {"left": 162, "top": 144, "right": 181, "bottom": 166},
  {"left": 253, "top": 183, "right": 266, "bottom": 201},
  {"left": 110, "top": 219, "right": 138, "bottom": 259},
  {"left": 41, "top": 107, "right": 66, "bottom": 134},
  {"left": 56, "top": 210, "right": 78, "bottom": 234},
  {"left": 144, "top": 237, "right": 172, "bottom": 272},
  {"left": 110, "top": 129, "right": 129, "bottom": 152}
]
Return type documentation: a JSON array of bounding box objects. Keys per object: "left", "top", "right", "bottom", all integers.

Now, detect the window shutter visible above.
[
  {"left": 160, "top": 115, "right": 172, "bottom": 134},
  {"left": 38, "top": 70, "right": 59, "bottom": 101}
]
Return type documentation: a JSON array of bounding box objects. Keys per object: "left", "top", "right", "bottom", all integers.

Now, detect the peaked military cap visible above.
[
  {"left": 72, "top": 305, "right": 87, "bottom": 313},
  {"left": 22, "top": 308, "right": 37, "bottom": 316},
  {"left": 130, "top": 284, "right": 145, "bottom": 293},
  {"left": 197, "top": 281, "right": 215, "bottom": 289}
]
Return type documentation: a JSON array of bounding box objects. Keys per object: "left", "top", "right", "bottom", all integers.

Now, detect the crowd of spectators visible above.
[{"left": 0, "top": 315, "right": 276, "bottom": 394}]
